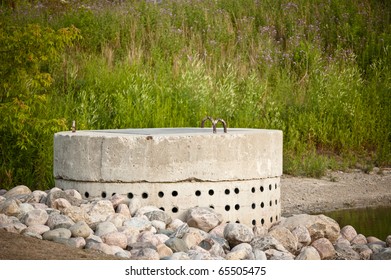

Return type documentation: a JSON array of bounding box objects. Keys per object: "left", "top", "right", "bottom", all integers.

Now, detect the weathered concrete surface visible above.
[
  {"left": 53, "top": 128, "right": 282, "bottom": 227},
  {"left": 54, "top": 128, "right": 282, "bottom": 183}
]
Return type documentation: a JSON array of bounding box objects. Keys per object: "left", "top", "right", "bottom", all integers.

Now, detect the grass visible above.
[{"left": 0, "top": 0, "right": 390, "bottom": 189}]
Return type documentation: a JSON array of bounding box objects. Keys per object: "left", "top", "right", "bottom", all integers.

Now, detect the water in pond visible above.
[{"left": 324, "top": 206, "right": 391, "bottom": 241}]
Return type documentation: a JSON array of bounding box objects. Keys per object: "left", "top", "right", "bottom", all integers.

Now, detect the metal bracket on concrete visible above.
[
  {"left": 201, "top": 116, "right": 227, "bottom": 133},
  {"left": 71, "top": 120, "right": 76, "bottom": 133}
]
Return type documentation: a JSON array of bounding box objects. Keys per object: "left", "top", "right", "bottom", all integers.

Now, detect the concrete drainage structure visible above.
[{"left": 54, "top": 128, "right": 282, "bottom": 228}]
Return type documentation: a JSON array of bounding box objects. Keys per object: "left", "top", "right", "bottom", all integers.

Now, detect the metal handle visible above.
[{"left": 201, "top": 116, "right": 227, "bottom": 133}]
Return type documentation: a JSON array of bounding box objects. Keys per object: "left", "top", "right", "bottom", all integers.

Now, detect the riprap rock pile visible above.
[{"left": 1, "top": 185, "right": 390, "bottom": 260}]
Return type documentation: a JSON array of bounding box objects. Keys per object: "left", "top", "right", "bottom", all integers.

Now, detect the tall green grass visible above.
[{"left": 1, "top": 0, "right": 390, "bottom": 189}]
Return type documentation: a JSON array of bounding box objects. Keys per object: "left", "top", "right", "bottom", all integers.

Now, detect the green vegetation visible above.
[{"left": 1, "top": 0, "right": 390, "bottom": 189}]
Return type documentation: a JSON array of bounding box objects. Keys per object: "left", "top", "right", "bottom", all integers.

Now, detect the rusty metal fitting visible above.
[
  {"left": 216, "top": 118, "right": 227, "bottom": 133},
  {"left": 201, "top": 116, "right": 227, "bottom": 133},
  {"left": 71, "top": 120, "right": 76, "bottom": 133}
]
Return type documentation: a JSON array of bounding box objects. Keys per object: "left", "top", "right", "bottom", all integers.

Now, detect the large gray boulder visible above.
[
  {"left": 46, "top": 213, "right": 75, "bottom": 229},
  {"left": 0, "top": 199, "right": 21, "bottom": 217},
  {"left": 123, "top": 216, "right": 152, "bottom": 232},
  {"left": 269, "top": 226, "right": 298, "bottom": 254},
  {"left": 165, "top": 237, "right": 189, "bottom": 253},
  {"left": 224, "top": 223, "right": 254, "bottom": 247},
  {"left": 250, "top": 235, "right": 287, "bottom": 252},
  {"left": 311, "top": 237, "right": 336, "bottom": 259},
  {"left": 334, "top": 242, "right": 361, "bottom": 260},
  {"left": 42, "top": 228, "right": 72, "bottom": 241},
  {"left": 144, "top": 210, "right": 172, "bottom": 225},
  {"left": 277, "top": 214, "right": 340, "bottom": 243},
  {"left": 21, "top": 209, "right": 48, "bottom": 226},
  {"left": 69, "top": 221, "right": 93, "bottom": 238},
  {"left": 186, "top": 207, "right": 223, "bottom": 232},
  {"left": 101, "top": 232, "right": 128, "bottom": 249},
  {"left": 371, "top": 248, "right": 391, "bottom": 260},
  {"left": 46, "top": 190, "right": 83, "bottom": 208},
  {"left": 3, "top": 185, "right": 31, "bottom": 199},
  {"left": 95, "top": 221, "right": 117, "bottom": 236},
  {"left": 295, "top": 246, "right": 321, "bottom": 260},
  {"left": 340, "top": 225, "right": 358, "bottom": 242},
  {"left": 85, "top": 200, "right": 115, "bottom": 228}
]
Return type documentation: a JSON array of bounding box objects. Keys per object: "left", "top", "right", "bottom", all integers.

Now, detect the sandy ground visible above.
[
  {"left": 281, "top": 169, "right": 391, "bottom": 216},
  {"left": 0, "top": 169, "right": 390, "bottom": 260}
]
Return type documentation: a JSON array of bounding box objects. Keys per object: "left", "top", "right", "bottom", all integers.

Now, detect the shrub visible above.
[{"left": 0, "top": 22, "right": 80, "bottom": 189}]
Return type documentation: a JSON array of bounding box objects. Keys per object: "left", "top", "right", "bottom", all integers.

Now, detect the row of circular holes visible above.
[
  {"left": 252, "top": 215, "right": 280, "bottom": 226},
  {"left": 157, "top": 198, "right": 279, "bottom": 214},
  {"left": 83, "top": 194, "right": 278, "bottom": 226},
  {"left": 86, "top": 193, "right": 278, "bottom": 211},
  {"left": 84, "top": 191, "right": 278, "bottom": 214},
  {"left": 150, "top": 207, "right": 279, "bottom": 226},
  {"left": 221, "top": 199, "right": 280, "bottom": 211},
  {"left": 84, "top": 184, "right": 279, "bottom": 217},
  {"left": 225, "top": 215, "right": 280, "bottom": 226},
  {"left": 85, "top": 183, "right": 279, "bottom": 199}
]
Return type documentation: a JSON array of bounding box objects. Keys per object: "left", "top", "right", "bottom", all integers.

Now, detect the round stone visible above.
[
  {"left": 21, "top": 209, "right": 49, "bottom": 226},
  {"left": 42, "top": 228, "right": 72, "bottom": 241},
  {"left": 3, "top": 185, "right": 31, "bottom": 199},
  {"left": 69, "top": 221, "right": 93, "bottom": 238}
]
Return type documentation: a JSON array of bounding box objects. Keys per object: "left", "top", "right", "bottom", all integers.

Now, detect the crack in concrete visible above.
[{"left": 54, "top": 176, "right": 280, "bottom": 184}]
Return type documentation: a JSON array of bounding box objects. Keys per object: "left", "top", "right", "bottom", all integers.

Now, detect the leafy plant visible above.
[{"left": 0, "top": 22, "right": 80, "bottom": 189}]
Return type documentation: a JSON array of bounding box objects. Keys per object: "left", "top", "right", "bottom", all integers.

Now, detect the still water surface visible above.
[{"left": 325, "top": 206, "right": 391, "bottom": 241}]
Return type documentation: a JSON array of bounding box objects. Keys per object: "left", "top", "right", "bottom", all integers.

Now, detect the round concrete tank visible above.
[{"left": 54, "top": 128, "right": 282, "bottom": 228}]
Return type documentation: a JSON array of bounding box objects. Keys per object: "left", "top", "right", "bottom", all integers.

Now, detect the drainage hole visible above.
[
  {"left": 251, "top": 203, "right": 256, "bottom": 209},
  {"left": 261, "top": 202, "right": 264, "bottom": 208},
  {"left": 111, "top": 193, "right": 116, "bottom": 197},
  {"left": 160, "top": 207, "right": 165, "bottom": 211},
  {"left": 84, "top": 192, "right": 89, "bottom": 198},
  {"left": 209, "top": 205, "right": 215, "bottom": 209},
  {"left": 172, "top": 207, "right": 178, "bottom": 213},
  {"left": 261, "top": 218, "right": 265, "bottom": 225},
  {"left": 158, "top": 191, "right": 164, "bottom": 198},
  {"left": 225, "top": 205, "right": 230, "bottom": 211},
  {"left": 275, "top": 199, "right": 278, "bottom": 205},
  {"left": 195, "top": 190, "right": 201, "bottom": 196},
  {"left": 269, "top": 184, "right": 272, "bottom": 191},
  {"left": 224, "top": 189, "right": 230, "bottom": 195},
  {"left": 276, "top": 215, "right": 278, "bottom": 221},
  {"left": 234, "top": 188, "right": 239, "bottom": 194},
  {"left": 260, "top": 186, "right": 264, "bottom": 192},
  {"left": 275, "top": 183, "right": 278, "bottom": 189},
  {"left": 235, "top": 204, "right": 240, "bottom": 210},
  {"left": 270, "top": 216, "right": 273, "bottom": 223},
  {"left": 251, "top": 187, "right": 255, "bottom": 193},
  {"left": 269, "top": 200, "right": 272, "bottom": 207},
  {"left": 235, "top": 220, "right": 240, "bottom": 224},
  {"left": 252, "top": 220, "right": 256, "bottom": 226},
  {"left": 101, "top": 191, "right": 107, "bottom": 198},
  {"left": 127, "top": 193, "right": 134, "bottom": 199},
  {"left": 172, "top": 190, "right": 178, "bottom": 197},
  {"left": 142, "top": 192, "right": 149, "bottom": 199},
  {"left": 208, "top": 189, "right": 214, "bottom": 196}
]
